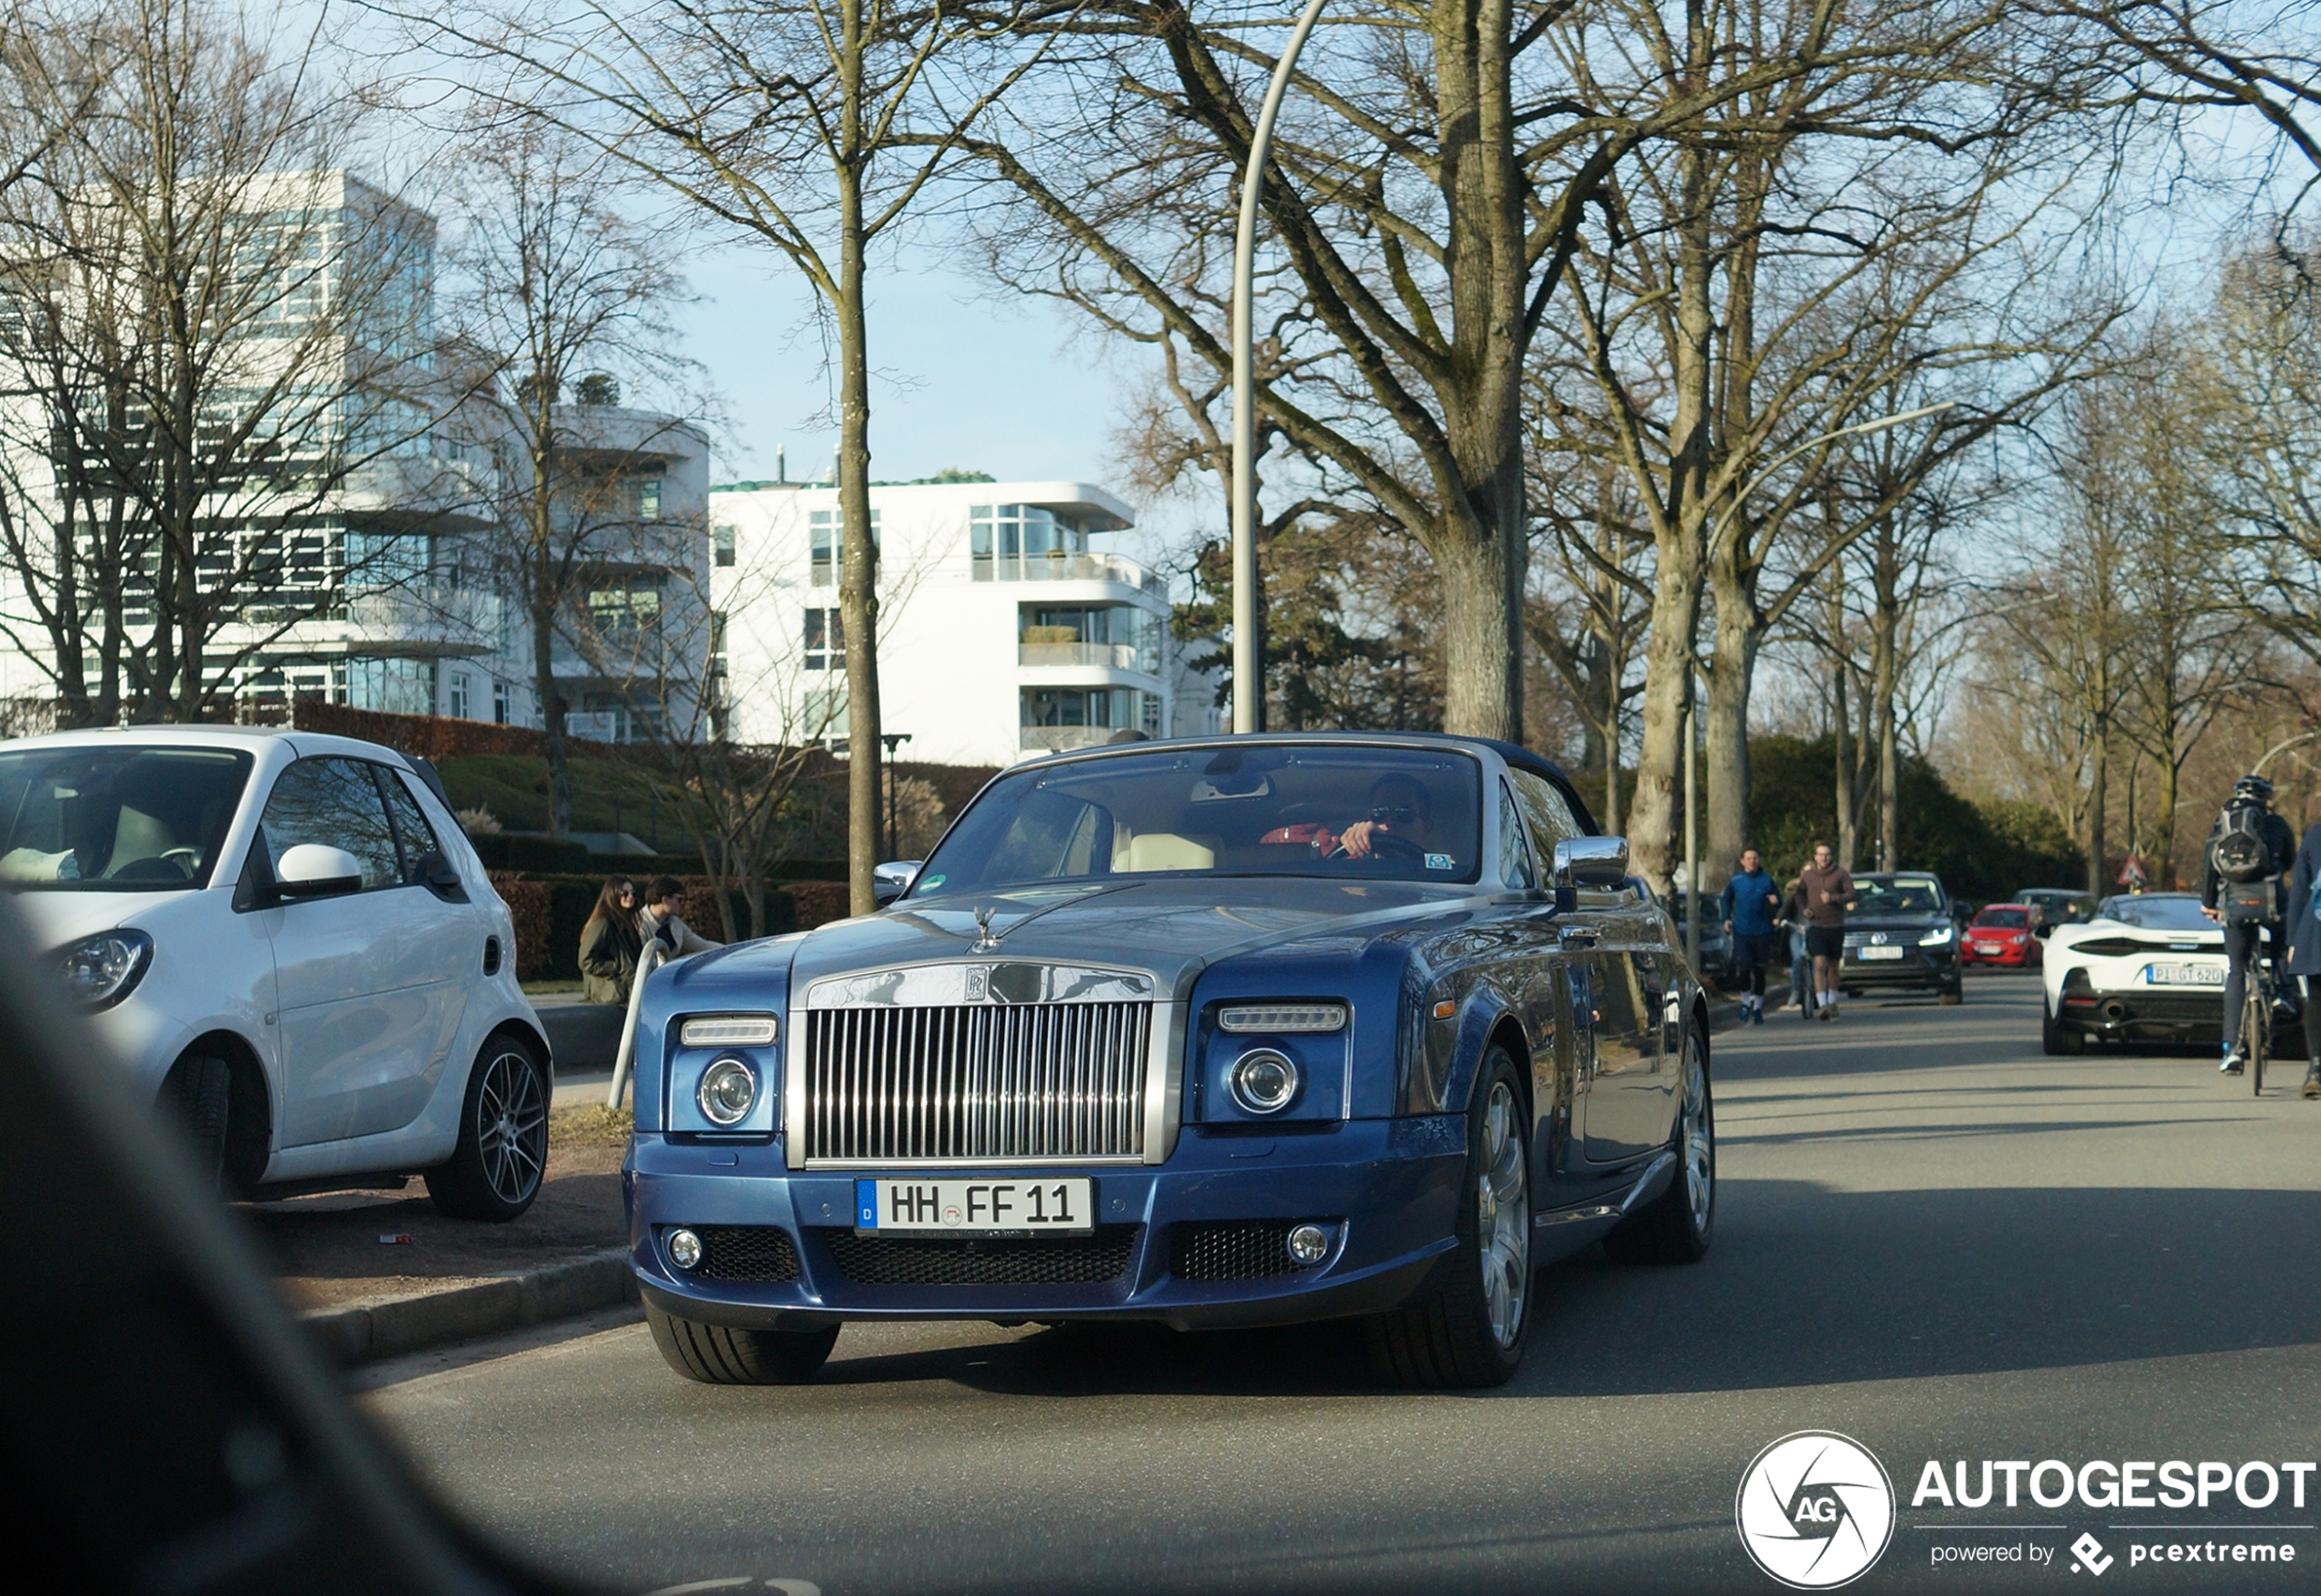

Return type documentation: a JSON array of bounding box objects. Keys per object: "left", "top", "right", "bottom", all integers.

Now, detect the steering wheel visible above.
[
  {"left": 160, "top": 847, "right": 202, "bottom": 872},
  {"left": 1324, "top": 830, "right": 1425, "bottom": 863}
]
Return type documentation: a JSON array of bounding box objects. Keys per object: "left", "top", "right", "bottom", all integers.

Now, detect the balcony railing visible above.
[
  {"left": 974, "top": 550, "right": 1164, "bottom": 595},
  {"left": 1018, "top": 640, "right": 1155, "bottom": 672}
]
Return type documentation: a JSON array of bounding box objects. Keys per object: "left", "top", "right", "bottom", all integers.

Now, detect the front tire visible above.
[
  {"left": 1368, "top": 1048, "right": 1531, "bottom": 1389},
  {"left": 648, "top": 1303, "right": 838, "bottom": 1384},
  {"left": 425, "top": 1034, "right": 548, "bottom": 1221},
  {"left": 1605, "top": 1023, "right": 1715, "bottom": 1264},
  {"left": 161, "top": 1055, "right": 231, "bottom": 1190}
]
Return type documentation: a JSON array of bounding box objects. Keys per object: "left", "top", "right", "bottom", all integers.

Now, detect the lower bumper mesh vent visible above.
[
  {"left": 820, "top": 1226, "right": 1139, "bottom": 1286},
  {"left": 1171, "top": 1220, "right": 1315, "bottom": 1281},
  {"left": 689, "top": 1225, "right": 802, "bottom": 1284}
]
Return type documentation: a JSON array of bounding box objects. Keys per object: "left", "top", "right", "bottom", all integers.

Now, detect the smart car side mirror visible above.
[
  {"left": 1552, "top": 835, "right": 1630, "bottom": 891},
  {"left": 272, "top": 843, "right": 363, "bottom": 900}
]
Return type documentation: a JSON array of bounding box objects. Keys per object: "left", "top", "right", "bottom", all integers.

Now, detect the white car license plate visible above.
[
  {"left": 1857, "top": 946, "right": 1906, "bottom": 960},
  {"left": 855, "top": 1178, "right": 1095, "bottom": 1236},
  {"left": 1976, "top": 943, "right": 2006, "bottom": 956},
  {"left": 2146, "top": 962, "right": 2223, "bottom": 987}
]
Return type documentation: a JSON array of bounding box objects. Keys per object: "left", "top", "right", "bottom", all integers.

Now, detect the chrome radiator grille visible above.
[{"left": 802, "top": 1002, "right": 1152, "bottom": 1163}]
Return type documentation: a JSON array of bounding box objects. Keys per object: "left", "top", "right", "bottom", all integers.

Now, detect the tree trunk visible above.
[
  {"left": 1436, "top": 524, "right": 1521, "bottom": 741},
  {"left": 1629, "top": 568, "right": 1700, "bottom": 883},
  {"left": 1834, "top": 665, "right": 1856, "bottom": 871},
  {"left": 2157, "top": 753, "right": 2180, "bottom": 891},
  {"left": 1703, "top": 555, "right": 1758, "bottom": 898},
  {"left": 2087, "top": 713, "right": 2109, "bottom": 897}
]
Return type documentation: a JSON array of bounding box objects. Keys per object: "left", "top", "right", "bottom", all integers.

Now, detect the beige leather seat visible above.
[{"left": 1117, "top": 832, "right": 1216, "bottom": 872}]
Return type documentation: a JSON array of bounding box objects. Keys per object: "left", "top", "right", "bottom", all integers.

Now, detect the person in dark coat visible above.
[
  {"left": 2280, "top": 819, "right": 2321, "bottom": 1099},
  {"left": 578, "top": 875, "right": 643, "bottom": 1005}
]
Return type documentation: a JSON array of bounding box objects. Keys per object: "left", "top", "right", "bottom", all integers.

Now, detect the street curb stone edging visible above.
[{"left": 301, "top": 1245, "right": 636, "bottom": 1365}]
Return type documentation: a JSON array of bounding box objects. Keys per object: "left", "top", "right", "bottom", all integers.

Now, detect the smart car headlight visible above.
[
  {"left": 58, "top": 928, "right": 153, "bottom": 1010},
  {"left": 695, "top": 1055, "right": 760, "bottom": 1127}
]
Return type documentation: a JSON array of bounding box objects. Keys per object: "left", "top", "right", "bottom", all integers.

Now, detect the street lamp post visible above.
[
  {"left": 1230, "top": 0, "right": 1330, "bottom": 735},
  {"left": 880, "top": 732, "right": 912, "bottom": 860}
]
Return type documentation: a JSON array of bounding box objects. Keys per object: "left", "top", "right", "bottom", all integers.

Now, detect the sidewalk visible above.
[{"left": 244, "top": 1104, "right": 633, "bottom": 1365}]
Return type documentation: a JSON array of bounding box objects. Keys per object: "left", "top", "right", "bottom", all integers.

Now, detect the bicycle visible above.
[{"left": 2242, "top": 950, "right": 2270, "bottom": 1096}]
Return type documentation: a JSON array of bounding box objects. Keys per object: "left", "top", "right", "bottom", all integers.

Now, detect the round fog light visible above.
[
  {"left": 1229, "top": 1048, "right": 1300, "bottom": 1115},
  {"left": 1286, "top": 1222, "right": 1330, "bottom": 1266},
  {"left": 667, "top": 1228, "right": 704, "bottom": 1270},
  {"left": 696, "top": 1055, "right": 759, "bottom": 1126}
]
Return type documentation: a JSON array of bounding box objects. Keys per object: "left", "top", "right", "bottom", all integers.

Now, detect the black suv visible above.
[{"left": 1839, "top": 872, "right": 1965, "bottom": 1005}]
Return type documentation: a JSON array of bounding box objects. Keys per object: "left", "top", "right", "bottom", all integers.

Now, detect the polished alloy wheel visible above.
[
  {"left": 1680, "top": 1036, "right": 1713, "bottom": 1233},
  {"left": 1475, "top": 1080, "right": 1530, "bottom": 1348},
  {"left": 476, "top": 1048, "right": 547, "bottom": 1206}
]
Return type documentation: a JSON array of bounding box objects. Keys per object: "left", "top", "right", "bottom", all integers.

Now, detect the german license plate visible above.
[
  {"left": 854, "top": 1178, "right": 1095, "bottom": 1236},
  {"left": 1976, "top": 943, "right": 2006, "bottom": 956},
  {"left": 2146, "top": 962, "right": 2222, "bottom": 987},
  {"left": 1857, "top": 946, "right": 1905, "bottom": 960}
]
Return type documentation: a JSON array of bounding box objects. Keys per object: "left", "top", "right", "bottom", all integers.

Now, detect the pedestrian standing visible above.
[
  {"left": 1719, "top": 847, "right": 1781, "bottom": 1025},
  {"left": 578, "top": 875, "right": 643, "bottom": 1005},
  {"left": 2278, "top": 816, "right": 2321, "bottom": 1099},
  {"left": 1797, "top": 841, "right": 1857, "bottom": 1021}
]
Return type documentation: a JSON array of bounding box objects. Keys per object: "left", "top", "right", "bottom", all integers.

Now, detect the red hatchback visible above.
[{"left": 1963, "top": 904, "right": 2041, "bottom": 967}]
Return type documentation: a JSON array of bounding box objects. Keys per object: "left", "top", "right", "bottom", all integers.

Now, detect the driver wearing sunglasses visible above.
[{"left": 1259, "top": 773, "right": 1435, "bottom": 860}]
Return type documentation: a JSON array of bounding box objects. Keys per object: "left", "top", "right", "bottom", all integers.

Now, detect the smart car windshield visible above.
[
  {"left": 1854, "top": 875, "right": 1944, "bottom": 914},
  {"left": 911, "top": 744, "right": 1485, "bottom": 894},
  {"left": 0, "top": 745, "right": 252, "bottom": 891},
  {"left": 2099, "top": 893, "right": 2211, "bottom": 930}
]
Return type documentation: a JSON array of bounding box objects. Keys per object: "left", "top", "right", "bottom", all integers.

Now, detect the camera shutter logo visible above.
[
  {"left": 1735, "top": 1432, "right": 1896, "bottom": 1589},
  {"left": 2071, "top": 1533, "right": 2113, "bottom": 1576}
]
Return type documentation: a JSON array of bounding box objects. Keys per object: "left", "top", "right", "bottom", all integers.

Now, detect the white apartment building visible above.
[
  {"left": 0, "top": 170, "right": 712, "bottom": 741},
  {"left": 711, "top": 480, "right": 1220, "bottom": 766}
]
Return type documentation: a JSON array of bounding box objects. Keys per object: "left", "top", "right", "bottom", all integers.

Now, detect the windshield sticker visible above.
[
  {"left": 1425, "top": 852, "right": 1455, "bottom": 872},
  {"left": 920, "top": 874, "right": 945, "bottom": 891}
]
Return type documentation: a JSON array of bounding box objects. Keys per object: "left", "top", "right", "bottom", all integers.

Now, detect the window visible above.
[
  {"left": 1023, "top": 686, "right": 1142, "bottom": 729},
  {"left": 447, "top": 671, "right": 471, "bottom": 721},
  {"left": 259, "top": 757, "right": 400, "bottom": 892},
  {"left": 972, "top": 504, "right": 1090, "bottom": 581},
  {"left": 712, "top": 523, "right": 737, "bottom": 567},
  {"left": 493, "top": 682, "right": 510, "bottom": 725},
  {"left": 0, "top": 746, "right": 251, "bottom": 892},
  {"left": 1509, "top": 770, "right": 1585, "bottom": 866},
  {"left": 803, "top": 687, "right": 849, "bottom": 738},
  {"left": 1497, "top": 781, "right": 1537, "bottom": 891},
  {"left": 803, "top": 607, "right": 845, "bottom": 671},
  {"left": 379, "top": 769, "right": 446, "bottom": 883},
  {"left": 637, "top": 477, "right": 662, "bottom": 522},
  {"left": 588, "top": 581, "right": 662, "bottom": 637},
  {"left": 809, "top": 507, "right": 880, "bottom": 586}
]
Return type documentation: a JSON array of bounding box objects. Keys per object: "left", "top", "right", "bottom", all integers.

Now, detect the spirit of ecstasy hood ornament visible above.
[{"left": 970, "top": 904, "right": 1001, "bottom": 952}]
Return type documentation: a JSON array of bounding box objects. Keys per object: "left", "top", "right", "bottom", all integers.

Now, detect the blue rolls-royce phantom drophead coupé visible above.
[{"left": 623, "top": 733, "right": 1713, "bottom": 1389}]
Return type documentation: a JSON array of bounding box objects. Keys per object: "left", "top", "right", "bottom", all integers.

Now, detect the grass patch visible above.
[{"left": 550, "top": 1102, "right": 634, "bottom": 1149}]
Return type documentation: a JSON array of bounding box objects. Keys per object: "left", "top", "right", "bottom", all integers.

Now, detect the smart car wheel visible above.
[
  {"left": 1605, "top": 1022, "right": 1714, "bottom": 1265},
  {"left": 161, "top": 1055, "right": 231, "bottom": 1190},
  {"left": 424, "top": 1034, "right": 548, "bottom": 1221},
  {"left": 647, "top": 1303, "right": 839, "bottom": 1385},
  {"left": 1368, "top": 1046, "right": 1531, "bottom": 1390}
]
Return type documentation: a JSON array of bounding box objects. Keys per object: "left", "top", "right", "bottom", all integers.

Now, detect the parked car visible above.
[
  {"left": 1836, "top": 872, "right": 1964, "bottom": 1003},
  {"left": 1962, "top": 903, "right": 2042, "bottom": 969},
  {"left": 1665, "top": 890, "right": 1734, "bottom": 987},
  {"left": 2040, "top": 890, "right": 2296, "bottom": 1056},
  {"left": 623, "top": 733, "right": 1714, "bottom": 1390},
  {"left": 0, "top": 726, "right": 551, "bottom": 1216},
  {"left": 2015, "top": 887, "right": 2095, "bottom": 931}
]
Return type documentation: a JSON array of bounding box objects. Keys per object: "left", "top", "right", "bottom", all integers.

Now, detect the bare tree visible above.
[{"left": 442, "top": 114, "right": 694, "bottom": 836}]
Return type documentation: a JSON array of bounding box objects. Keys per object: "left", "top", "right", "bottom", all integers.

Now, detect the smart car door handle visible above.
[{"left": 1558, "top": 925, "right": 1600, "bottom": 949}]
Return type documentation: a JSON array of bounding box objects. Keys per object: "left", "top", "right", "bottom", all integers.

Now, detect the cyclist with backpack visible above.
[{"left": 2201, "top": 774, "right": 2297, "bottom": 1074}]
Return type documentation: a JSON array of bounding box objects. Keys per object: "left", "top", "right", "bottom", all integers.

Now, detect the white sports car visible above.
[{"left": 2040, "top": 891, "right": 2285, "bottom": 1055}]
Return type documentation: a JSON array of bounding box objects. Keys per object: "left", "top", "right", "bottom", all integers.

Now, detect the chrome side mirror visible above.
[
  {"left": 873, "top": 860, "right": 922, "bottom": 906},
  {"left": 1552, "top": 835, "right": 1630, "bottom": 891}
]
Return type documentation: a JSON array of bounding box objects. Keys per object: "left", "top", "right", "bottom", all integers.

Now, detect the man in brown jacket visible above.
[{"left": 1797, "top": 841, "right": 1857, "bottom": 1021}]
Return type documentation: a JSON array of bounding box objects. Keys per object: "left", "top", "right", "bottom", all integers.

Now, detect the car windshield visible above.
[
  {"left": 1974, "top": 907, "right": 2029, "bottom": 928},
  {"left": 1854, "top": 876, "right": 1944, "bottom": 914},
  {"left": 911, "top": 744, "right": 1486, "bottom": 894},
  {"left": 0, "top": 745, "right": 252, "bottom": 891},
  {"left": 2099, "top": 893, "right": 2211, "bottom": 930}
]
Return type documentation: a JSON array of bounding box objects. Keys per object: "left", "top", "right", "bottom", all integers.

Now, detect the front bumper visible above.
[
  {"left": 625, "top": 1116, "right": 1468, "bottom": 1331},
  {"left": 1962, "top": 939, "right": 2035, "bottom": 967}
]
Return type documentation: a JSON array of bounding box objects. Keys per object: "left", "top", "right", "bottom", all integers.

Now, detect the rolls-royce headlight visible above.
[
  {"left": 1920, "top": 925, "right": 1955, "bottom": 946},
  {"left": 59, "top": 928, "right": 153, "bottom": 1010},
  {"left": 1229, "top": 1048, "right": 1300, "bottom": 1115},
  {"left": 696, "top": 1055, "right": 759, "bottom": 1126},
  {"left": 1219, "top": 1003, "right": 1346, "bottom": 1033}
]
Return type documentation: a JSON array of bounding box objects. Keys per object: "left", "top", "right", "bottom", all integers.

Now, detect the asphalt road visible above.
[{"left": 364, "top": 976, "right": 2321, "bottom": 1595}]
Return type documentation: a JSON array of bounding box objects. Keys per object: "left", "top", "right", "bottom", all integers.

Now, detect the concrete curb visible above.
[{"left": 301, "top": 1245, "right": 636, "bottom": 1365}]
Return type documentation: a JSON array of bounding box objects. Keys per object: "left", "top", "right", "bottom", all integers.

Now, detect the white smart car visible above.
[
  {"left": 2040, "top": 891, "right": 2239, "bottom": 1055},
  {"left": 0, "top": 725, "right": 552, "bottom": 1217}
]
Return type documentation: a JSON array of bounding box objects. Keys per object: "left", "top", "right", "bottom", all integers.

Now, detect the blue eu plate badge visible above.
[{"left": 856, "top": 1179, "right": 879, "bottom": 1229}]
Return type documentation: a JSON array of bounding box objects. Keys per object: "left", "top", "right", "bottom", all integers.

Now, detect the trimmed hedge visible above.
[
  {"left": 471, "top": 833, "right": 595, "bottom": 873},
  {"left": 484, "top": 872, "right": 834, "bottom": 981}
]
